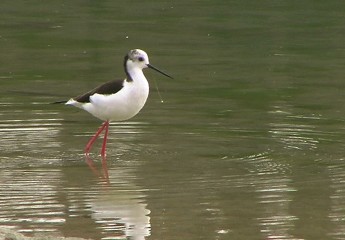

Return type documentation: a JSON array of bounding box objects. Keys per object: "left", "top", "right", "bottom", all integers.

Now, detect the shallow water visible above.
[{"left": 2, "top": 1, "right": 345, "bottom": 240}]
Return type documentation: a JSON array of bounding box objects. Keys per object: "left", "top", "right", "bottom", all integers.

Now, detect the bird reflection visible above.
[
  {"left": 85, "top": 155, "right": 109, "bottom": 184},
  {"left": 84, "top": 156, "right": 151, "bottom": 240}
]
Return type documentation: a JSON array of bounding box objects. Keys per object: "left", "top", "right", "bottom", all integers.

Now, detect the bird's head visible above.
[{"left": 125, "top": 49, "right": 173, "bottom": 79}]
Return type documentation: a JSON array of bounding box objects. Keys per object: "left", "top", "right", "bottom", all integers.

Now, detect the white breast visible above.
[{"left": 78, "top": 67, "right": 149, "bottom": 122}]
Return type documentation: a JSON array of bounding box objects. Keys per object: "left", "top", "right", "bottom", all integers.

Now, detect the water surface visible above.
[{"left": 1, "top": 1, "right": 345, "bottom": 240}]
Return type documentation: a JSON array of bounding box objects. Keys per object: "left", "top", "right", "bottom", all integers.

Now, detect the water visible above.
[{"left": 1, "top": 1, "right": 345, "bottom": 239}]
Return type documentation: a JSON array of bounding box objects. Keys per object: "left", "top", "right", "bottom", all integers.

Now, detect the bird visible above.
[{"left": 58, "top": 49, "right": 173, "bottom": 158}]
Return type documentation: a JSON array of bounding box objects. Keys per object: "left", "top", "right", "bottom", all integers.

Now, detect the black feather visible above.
[
  {"left": 51, "top": 100, "right": 67, "bottom": 104},
  {"left": 73, "top": 79, "right": 125, "bottom": 103}
]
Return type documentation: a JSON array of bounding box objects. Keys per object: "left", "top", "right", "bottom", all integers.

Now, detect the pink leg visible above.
[
  {"left": 100, "top": 121, "right": 109, "bottom": 158},
  {"left": 84, "top": 121, "right": 108, "bottom": 156}
]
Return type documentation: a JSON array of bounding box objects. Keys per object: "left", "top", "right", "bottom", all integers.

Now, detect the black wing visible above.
[{"left": 74, "top": 79, "right": 125, "bottom": 103}]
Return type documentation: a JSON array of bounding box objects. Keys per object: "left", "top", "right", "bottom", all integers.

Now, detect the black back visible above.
[{"left": 74, "top": 79, "right": 125, "bottom": 103}]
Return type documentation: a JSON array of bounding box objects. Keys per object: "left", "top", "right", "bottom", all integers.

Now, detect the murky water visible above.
[{"left": 2, "top": 1, "right": 345, "bottom": 240}]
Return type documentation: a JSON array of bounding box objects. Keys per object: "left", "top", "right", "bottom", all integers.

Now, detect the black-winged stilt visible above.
[{"left": 59, "top": 49, "right": 172, "bottom": 158}]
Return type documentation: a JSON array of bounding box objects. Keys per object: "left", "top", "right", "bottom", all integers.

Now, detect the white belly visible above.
[{"left": 77, "top": 80, "right": 149, "bottom": 121}]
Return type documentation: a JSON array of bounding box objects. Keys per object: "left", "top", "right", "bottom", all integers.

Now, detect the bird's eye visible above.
[{"left": 138, "top": 57, "right": 144, "bottom": 62}]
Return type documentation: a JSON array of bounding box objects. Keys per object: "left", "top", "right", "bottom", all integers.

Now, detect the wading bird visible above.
[{"left": 58, "top": 49, "right": 172, "bottom": 158}]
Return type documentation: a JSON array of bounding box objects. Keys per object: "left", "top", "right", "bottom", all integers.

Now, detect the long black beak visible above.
[{"left": 147, "top": 64, "right": 173, "bottom": 79}]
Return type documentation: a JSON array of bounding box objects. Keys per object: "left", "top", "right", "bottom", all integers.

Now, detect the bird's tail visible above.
[
  {"left": 51, "top": 99, "right": 83, "bottom": 109},
  {"left": 51, "top": 100, "right": 67, "bottom": 104}
]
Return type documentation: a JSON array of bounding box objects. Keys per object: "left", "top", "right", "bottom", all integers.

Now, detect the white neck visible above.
[
  {"left": 126, "top": 65, "right": 150, "bottom": 98},
  {"left": 124, "top": 65, "right": 150, "bottom": 114},
  {"left": 127, "top": 67, "right": 146, "bottom": 83}
]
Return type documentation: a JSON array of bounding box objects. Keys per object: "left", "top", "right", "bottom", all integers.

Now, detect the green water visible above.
[{"left": 1, "top": 1, "right": 345, "bottom": 239}]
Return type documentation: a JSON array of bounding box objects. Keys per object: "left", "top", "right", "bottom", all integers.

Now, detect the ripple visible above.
[
  {"left": 237, "top": 151, "right": 298, "bottom": 239},
  {"left": 328, "top": 162, "right": 345, "bottom": 238},
  {"left": 268, "top": 103, "right": 323, "bottom": 152},
  {"left": 269, "top": 122, "right": 319, "bottom": 150},
  {"left": 0, "top": 169, "right": 65, "bottom": 234},
  {"left": 0, "top": 116, "right": 63, "bottom": 165},
  {"left": 0, "top": 165, "right": 151, "bottom": 239}
]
